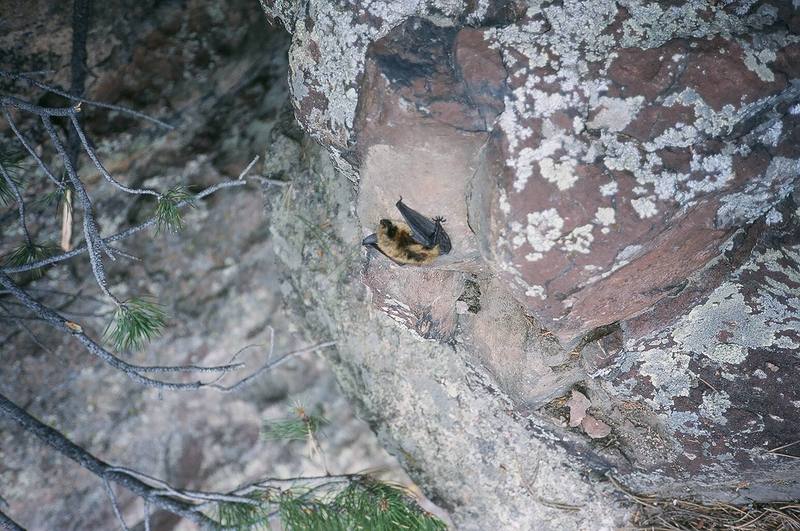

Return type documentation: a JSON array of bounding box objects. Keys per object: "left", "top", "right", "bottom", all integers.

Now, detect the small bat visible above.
[{"left": 362, "top": 198, "right": 452, "bottom": 265}]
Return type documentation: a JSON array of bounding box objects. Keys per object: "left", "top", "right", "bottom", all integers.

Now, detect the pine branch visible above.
[
  {"left": 103, "top": 297, "right": 168, "bottom": 352},
  {"left": 0, "top": 271, "right": 334, "bottom": 390},
  {"left": 154, "top": 186, "right": 195, "bottom": 234},
  {"left": 41, "top": 113, "right": 117, "bottom": 302},
  {"left": 0, "top": 180, "right": 246, "bottom": 275},
  {"left": 0, "top": 70, "right": 174, "bottom": 129},
  {"left": 0, "top": 159, "right": 32, "bottom": 247},
  {"left": 1, "top": 242, "right": 58, "bottom": 281},
  {"left": 263, "top": 405, "right": 329, "bottom": 442},
  {"left": 3, "top": 108, "right": 65, "bottom": 189},
  {"left": 0, "top": 509, "right": 25, "bottom": 531},
  {"left": 69, "top": 112, "right": 160, "bottom": 198},
  {"left": 0, "top": 392, "right": 216, "bottom": 529},
  {"left": 0, "top": 272, "right": 242, "bottom": 390}
]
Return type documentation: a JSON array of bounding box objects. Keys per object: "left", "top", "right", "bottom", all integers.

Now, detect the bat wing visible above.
[{"left": 395, "top": 198, "right": 452, "bottom": 254}]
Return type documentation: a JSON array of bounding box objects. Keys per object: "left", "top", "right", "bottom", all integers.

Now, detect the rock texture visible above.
[
  {"left": 0, "top": 2, "right": 410, "bottom": 529},
  {"left": 261, "top": 0, "right": 800, "bottom": 525}
]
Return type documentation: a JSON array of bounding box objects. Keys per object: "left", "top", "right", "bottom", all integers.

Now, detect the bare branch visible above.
[
  {"left": 209, "top": 340, "right": 336, "bottom": 393},
  {"left": 0, "top": 272, "right": 243, "bottom": 390},
  {"left": 40, "top": 114, "right": 117, "bottom": 301},
  {"left": 238, "top": 155, "right": 260, "bottom": 180},
  {"left": 2, "top": 108, "right": 65, "bottom": 189},
  {"left": 143, "top": 500, "right": 151, "bottom": 531},
  {"left": 0, "top": 509, "right": 25, "bottom": 531},
  {"left": 105, "top": 467, "right": 262, "bottom": 506},
  {"left": 0, "top": 392, "right": 216, "bottom": 529},
  {"left": 0, "top": 70, "right": 174, "bottom": 129},
  {"left": 103, "top": 478, "right": 130, "bottom": 531},
  {"left": 0, "top": 180, "right": 247, "bottom": 274},
  {"left": 0, "top": 96, "right": 76, "bottom": 116},
  {"left": 68, "top": 112, "right": 160, "bottom": 198},
  {"left": 250, "top": 175, "right": 290, "bottom": 187}
]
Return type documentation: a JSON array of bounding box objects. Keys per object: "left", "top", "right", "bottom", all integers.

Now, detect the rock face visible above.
[
  {"left": 1, "top": 2, "right": 408, "bottom": 529},
  {"left": 261, "top": 0, "right": 800, "bottom": 522}
]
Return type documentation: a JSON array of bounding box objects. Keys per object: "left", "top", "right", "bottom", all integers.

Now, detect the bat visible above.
[{"left": 362, "top": 198, "right": 452, "bottom": 265}]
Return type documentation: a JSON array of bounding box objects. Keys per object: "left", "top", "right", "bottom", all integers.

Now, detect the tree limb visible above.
[
  {"left": 0, "top": 180, "right": 247, "bottom": 274},
  {"left": 0, "top": 392, "right": 216, "bottom": 529}
]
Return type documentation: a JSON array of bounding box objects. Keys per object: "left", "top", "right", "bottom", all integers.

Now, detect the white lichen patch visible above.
[
  {"left": 594, "top": 207, "right": 615, "bottom": 226},
  {"left": 526, "top": 285, "right": 547, "bottom": 300},
  {"left": 587, "top": 96, "right": 645, "bottom": 132},
  {"left": 560, "top": 224, "right": 594, "bottom": 254},
  {"left": 539, "top": 158, "right": 578, "bottom": 190},
  {"left": 630, "top": 197, "right": 658, "bottom": 219},
  {"left": 759, "top": 119, "right": 783, "bottom": 147},
  {"left": 639, "top": 348, "right": 694, "bottom": 410},
  {"left": 716, "top": 156, "right": 800, "bottom": 228},
  {"left": 765, "top": 208, "right": 783, "bottom": 225},
  {"left": 673, "top": 244, "right": 800, "bottom": 362},
  {"left": 743, "top": 46, "right": 777, "bottom": 83},
  {"left": 699, "top": 391, "right": 731, "bottom": 426},
  {"left": 498, "top": 189, "right": 511, "bottom": 215},
  {"left": 708, "top": 343, "right": 747, "bottom": 364},
  {"left": 599, "top": 181, "right": 618, "bottom": 197},
  {"left": 509, "top": 208, "right": 565, "bottom": 262}
]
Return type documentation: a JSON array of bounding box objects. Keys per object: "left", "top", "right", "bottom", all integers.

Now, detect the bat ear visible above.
[{"left": 362, "top": 233, "right": 379, "bottom": 247}]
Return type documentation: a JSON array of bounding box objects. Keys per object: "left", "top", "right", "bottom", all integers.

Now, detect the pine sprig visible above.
[
  {"left": 279, "top": 494, "right": 347, "bottom": 531},
  {"left": 2, "top": 242, "right": 58, "bottom": 280},
  {"left": 215, "top": 493, "right": 272, "bottom": 530},
  {"left": 35, "top": 187, "right": 66, "bottom": 209},
  {"left": 334, "top": 479, "right": 447, "bottom": 531},
  {"left": 215, "top": 478, "right": 446, "bottom": 531},
  {"left": 154, "top": 185, "right": 195, "bottom": 234},
  {"left": 0, "top": 147, "right": 25, "bottom": 206},
  {"left": 263, "top": 405, "right": 329, "bottom": 442},
  {"left": 104, "top": 297, "right": 168, "bottom": 351}
]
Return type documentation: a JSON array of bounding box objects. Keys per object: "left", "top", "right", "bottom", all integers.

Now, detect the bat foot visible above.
[{"left": 433, "top": 216, "right": 446, "bottom": 224}]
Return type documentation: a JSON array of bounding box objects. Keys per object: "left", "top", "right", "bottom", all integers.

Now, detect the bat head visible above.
[
  {"left": 378, "top": 219, "right": 397, "bottom": 238},
  {"left": 363, "top": 219, "right": 396, "bottom": 249}
]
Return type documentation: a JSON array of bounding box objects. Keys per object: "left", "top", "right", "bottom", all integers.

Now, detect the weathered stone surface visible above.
[
  {"left": 0, "top": 3, "right": 411, "bottom": 529},
  {"left": 263, "top": 0, "right": 800, "bottom": 514},
  {"left": 267, "top": 131, "right": 629, "bottom": 531}
]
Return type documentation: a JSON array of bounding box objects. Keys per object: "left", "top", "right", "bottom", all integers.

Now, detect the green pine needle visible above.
[
  {"left": 279, "top": 494, "right": 347, "bottom": 531},
  {"left": 0, "top": 147, "right": 25, "bottom": 206},
  {"left": 104, "top": 297, "right": 168, "bottom": 351},
  {"left": 263, "top": 406, "right": 329, "bottom": 441},
  {"left": 35, "top": 188, "right": 66, "bottom": 208},
  {"left": 216, "top": 493, "right": 271, "bottom": 530},
  {"left": 154, "top": 185, "right": 195, "bottom": 234},
  {"left": 334, "top": 479, "right": 447, "bottom": 531},
  {"left": 2, "top": 242, "right": 58, "bottom": 280},
  {"left": 214, "top": 478, "right": 446, "bottom": 530}
]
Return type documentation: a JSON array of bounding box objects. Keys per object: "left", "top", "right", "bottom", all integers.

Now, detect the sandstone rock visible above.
[{"left": 263, "top": 0, "right": 800, "bottom": 519}]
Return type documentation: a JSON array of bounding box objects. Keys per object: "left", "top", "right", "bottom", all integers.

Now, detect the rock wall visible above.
[
  {"left": 0, "top": 2, "right": 407, "bottom": 529},
  {"left": 261, "top": 0, "right": 800, "bottom": 525}
]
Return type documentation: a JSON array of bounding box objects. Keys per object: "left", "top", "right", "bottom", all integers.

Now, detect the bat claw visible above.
[{"left": 433, "top": 216, "right": 446, "bottom": 223}]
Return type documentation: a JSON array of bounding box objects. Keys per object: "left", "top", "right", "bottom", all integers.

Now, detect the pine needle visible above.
[
  {"left": 216, "top": 493, "right": 271, "bottom": 530},
  {"left": 0, "top": 147, "right": 25, "bottom": 206},
  {"left": 263, "top": 405, "right": 329, "bottom": 442},
  {"left": 154, "top": 186, "right": 195, "bottom": 234},
  {"left": 2, "top": 242, "right": 58, "bottom": 280},
  {"left": 104, "top": 297, "right": 168, "bottom": 351}
]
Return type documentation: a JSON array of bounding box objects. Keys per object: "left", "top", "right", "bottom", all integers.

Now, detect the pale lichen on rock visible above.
[{"left": 261, "top": 0, "right": 800, "bottom": 520}]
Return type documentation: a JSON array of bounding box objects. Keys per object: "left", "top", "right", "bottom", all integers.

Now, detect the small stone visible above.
[
  {"left": 581, "top": 415, "right": 612, "bottom": 439},
  {"left": 566, "top": 390, "right": 591, "bottom": 428}
]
